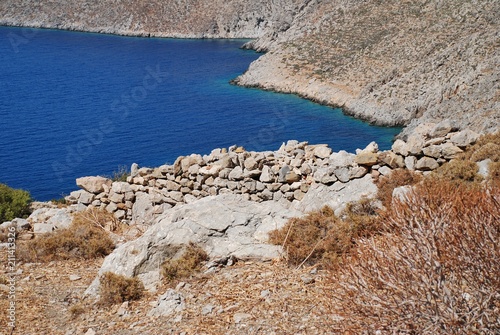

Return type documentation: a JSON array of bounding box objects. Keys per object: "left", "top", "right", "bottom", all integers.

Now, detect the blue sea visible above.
[{"left": 0, "top": 26, "right": 400, "bottom": 201}]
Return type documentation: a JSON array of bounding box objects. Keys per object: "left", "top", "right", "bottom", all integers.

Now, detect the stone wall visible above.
[{"left": 67, "top": 120, "right": 479, "bottom": 225}]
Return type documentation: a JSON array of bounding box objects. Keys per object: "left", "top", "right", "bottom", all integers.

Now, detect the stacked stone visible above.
[{"left": 66, "top": 123, "right": 479, "bottom": 225}]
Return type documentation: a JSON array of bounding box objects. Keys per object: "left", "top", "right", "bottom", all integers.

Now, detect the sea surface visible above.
[{"left": 0, "top": 26, "right": 401, "bottom": 201}]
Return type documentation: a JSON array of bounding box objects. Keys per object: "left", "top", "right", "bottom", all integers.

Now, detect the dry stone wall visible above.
[{"left": 67, "top": 121, "right": 479, "bottom": 225}]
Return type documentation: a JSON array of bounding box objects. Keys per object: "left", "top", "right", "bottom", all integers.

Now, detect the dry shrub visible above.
[
  {"left": 434, "top": 158, "right": 482, "bottom": 184},
  {"left": 161, "top": 242, "right": 209, "bottom": 283},
  {"left": 376, "top": 168, "right": 422, "bottom": 207},
  {"left": 467, "top": 132, "right": 500, "bottom": 162},
  {"left": 329, "top": 180, "right": 500, "bottom": 334},
  {"left": 269, "top": 204, "right": 384, "bottom": 267},
  {"left": 18, "top": 209, "right": 115, "bottom": 262},
  {"left": 68, "top": 304, "right": 86, "bottom": 319},
  {"left": 99, "top": 272, "right": 144, "bottom": 306}
]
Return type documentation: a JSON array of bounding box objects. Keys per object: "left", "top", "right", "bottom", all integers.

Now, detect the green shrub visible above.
[
  {"left": 99, "top": 272, "right": 144, "bottom": 306},
  {"left": 161, "top": 242, "right": 208, "bottom": 283},
  {"left": 0, "top": 183, "right": 32, "bottom": 222}
]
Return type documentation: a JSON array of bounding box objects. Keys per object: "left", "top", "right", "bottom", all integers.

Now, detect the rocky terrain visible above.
[{"left": 1, "top": 0, "right": 499, "bottom": 136}]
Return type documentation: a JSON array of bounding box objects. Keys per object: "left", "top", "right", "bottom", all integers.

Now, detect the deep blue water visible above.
[{"left": 0, "top": 26, "right": 400, "bottom": 201}]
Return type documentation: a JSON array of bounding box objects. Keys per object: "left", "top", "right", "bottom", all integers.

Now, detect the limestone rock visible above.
[
  {"left": 294, "top": 175, "right": 377, "bottom": 213},
  {"left": 148, "top": 289, "right": 184, "bottom": 317},
  {"left": 429, "top": 119, "right": 455, "bottom": 138},
  {"left": 131, "top": 192, "right": 155, "bottom": 225},
  {"left": 313, "top": 146, "right": 332, "bottom": 159},
  {"left": 450, "top": 129, "right": 479, "bottom": 148},
  {"left": 85, "top": 194, "right": 301, "bottom": 295},
  {"left": 378, "top": 151, "right": 405, "bottom": 169},
  {"left": 440, "top": 142, "right": 463, "bottom": 159},
  {"left": 415, "top": 157, "right": 439, "bottom": 171},
  {"left": 259, "top": 165, "right": 274, "bottom": 183},
  {"left": 76, "top": 176, "right": 111, "bottom": 194},
  {"left": 355, "top": 152, "right": 378, "bottom": 166},
  {"left": 228, "top": 166, "right": 244, "bottom": 181},
  {"left": 406, "top": 134, "right": 425, "bottom": 155},
  {"left": 391, "top": 139, "right": 409, "bottom": 157}
]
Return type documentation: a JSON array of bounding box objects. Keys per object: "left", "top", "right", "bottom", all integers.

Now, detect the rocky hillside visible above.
[
  {"left": 0, "top": 0, "right": 305, "bottom": 38},
  {"left": 236, "top": 0, "right": 500, "bottom": 137},
  {"left": 1, "top": 0, "right": 499, "bottom": 137}
]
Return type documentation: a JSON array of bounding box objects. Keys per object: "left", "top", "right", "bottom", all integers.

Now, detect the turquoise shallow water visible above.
[{"left": 0, "top": 26, "right": 400, "bottom": 201}]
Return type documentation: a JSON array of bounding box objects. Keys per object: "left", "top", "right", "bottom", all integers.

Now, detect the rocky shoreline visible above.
[{"left": 2, "top": 0, "right": 498, "bottom": 137}]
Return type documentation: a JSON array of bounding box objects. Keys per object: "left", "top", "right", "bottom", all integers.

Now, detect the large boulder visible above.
[
  {"left": 85, "top": 194, "right": 302, "bottom": 295},
  {"left": 76, "top": 176, "right": 111, "bottom": 194},
  {"left": 294, "top": 174, "right": 378, "bottom": 214}
]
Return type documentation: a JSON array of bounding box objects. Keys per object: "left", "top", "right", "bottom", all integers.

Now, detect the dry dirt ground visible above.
[{"left": 0, "top": 257, "right": 337, "bottom": 335}]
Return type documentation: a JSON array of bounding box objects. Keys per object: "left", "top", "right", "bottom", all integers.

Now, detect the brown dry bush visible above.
[
  {"left": 466, "top": 132, "right": 500, "bottom": 162},
  {"left": 161, "top": 242, "right": 209, "bottom": 283},
  {"left": 434, "top": 158, "right": 482, "bottom": 184},
  {"left": 329, "top": 180, "right": 500, "bottom": 334},
  {"left": 99, "top": 272, "right": 144, "bottom": 306},
  {"left": 18, "top": 209, "right": 115, "bottom": 262},
  {"left": 376, "top": 168, "right": 422, "bottom": 207},
  {"left": 269, "top": 203, "right": 384, "bottom": 267}
]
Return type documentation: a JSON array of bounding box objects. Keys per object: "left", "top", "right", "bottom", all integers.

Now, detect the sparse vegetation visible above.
[
  {"left": 111, "top": 165, "right": 130, "bottom": 182},
  {"left": 0, "top": 183, "right": 32, "bottom": 223},
  {"left": 17, "top": 208, "right": 115, "bottom": 262},
  {"left": 269, "top": 203, "right": 384, "bottom": 267},
  {"left": 99, "top": 272, "right": 144, "bottom": 306},
  {"left": 68, "top": 303, "right": 86, "bottom": 319},
  {"left": 329, "top": 180, "right": 500, "bottom": 334},
  {"left": 376, "top": 168, "right": 422, "bottom": 207},
  {"left": 161, "top": 242, "right": 208, "bottom": 283}
]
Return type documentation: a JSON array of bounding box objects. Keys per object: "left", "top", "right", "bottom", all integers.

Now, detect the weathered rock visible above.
[
  {"left": 440, "top": 142, "right": 463, "bottom": 159},
  {"left": 199, "top": 164, "right": 222, "bottom": 177},
  {"left": 131, "top": 192, "right": 155, "bottom": 225},
  {"left": 355, "top": 152, "right": 378, "bottom": 166},
  {"left": 34, "top": 223, "right": 55, "bottom": 234},
  {"left": 334, "top": 167, "right": 350, "bottom": 183},
  {"left": 429, "top": 119, "right": 454, "bottom": 138},
  {"left": 349, "top": 166, "right": 368, "bottom": 179},
  {"left": 85, "top": 194, "right": 301, "bottom": 294},
  {"left": 278, "top": 165, "right": 291, "bottom": 183},
  {"left": 243, "top": 157, "right": 258, "bottom": 170},
  {"left": 259, "top": 165, "right": 274, "bottom": 183},
  {"left": 76, "top": 176, "right": 111, "bottom": 194},
  {"left": 415, "top": 157, "right": 439, "bottom": 171},
  {"left": 391, "top": 139, "right": 409, "bottom": 157},
  {"left": 378, "top": 151, "right": 405, "bottom": 169},
  {"left": 450, "top": 129, "right": 479, "bottom": 147},
  {"left": 294, "top": 175, "right": 377, "bottom": 213},
  {"left": 329, "top": 150, "right": 356, "bottom": 167},
  {"left": 313, "top": 146, "right": 332, "bottom": 159},
  {"left": 228, "top": 166, "right": 244, "bottom": 181},
  {"left": 111, "top": 182, "right": 133, "bottom": 194},
  {"left": 423, "top": 145, "right": 442, "bottom": 158},
  {"left": 108, "top": 192, "right": 124, "bottom": 204},
  {"left": 147, "top": 289, "right": 185, "bottom": 317},
  {"left": 406, "top": 134, "right": 425, "bottom": 155},
  {"left": 285, "top": 171, "right": 301, "bottom": 183},
  {"left": 378, "top": 166, "right": 392, "bottom": 176},
  {"left": 477, "top": 159, "right": 492, "bottom": 178},
  {"left": 404, "top": 156, "right": 417, "bottom": 171}
]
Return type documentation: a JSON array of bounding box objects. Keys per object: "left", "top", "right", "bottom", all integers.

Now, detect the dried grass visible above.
[
  {"left": 328, "top": 180, "right": 500, "bottom": 334},
  {"left": 99, "top": 272, "right": 144, "bottom": 306},
  {"left": 161, "top": 242, "right": 209, "bottom": 283},
  {"left": 17, "top": 209, "right": 115, "bottom": 262}
]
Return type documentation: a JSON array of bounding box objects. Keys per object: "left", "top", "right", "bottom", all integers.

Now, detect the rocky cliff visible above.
[
  {"left": 1, "top": 0, "right": 499, "bottom": 136},
  {"left": 0, "top": 0, "right": 305, "bottom": 38}
]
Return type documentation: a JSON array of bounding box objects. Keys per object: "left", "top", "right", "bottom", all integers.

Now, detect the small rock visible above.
[
  {"left": 233, "top": 313, "right": 252, "bottom": 324},
  {"left": 378, "top": 166, "right": 392, "bottom": 176},
  {"left": 202, "top": 304, "right": 214, "bottom": 315},
  {"left": 416, "top": 157, "right": 439, "bottom": 171},
  {"left": 300, "top": 275, "right": 315, "bottom": 284},
  {"left": 391, "top": 139, "right": 409, "bottom": 156},
  {"left": 429, "top": 119, "right": 454, "bottom": 138},
  {"left": 117, "top": 301, "right": 129, "bottom": 317},
  {"left": 285, "top": 171, "right": 301, "bottom": 183},
  {"left": 477, "top": 159, "right": 492, "bottom": 178},
  {"left": 69, "top": 275, "right": 81, "bottom": 281},
  {"left": 260, "top": 290, "right": 271, "bottom": 298},
  {"left": 85, "top": 329, "right": 96, "bottom": 335},
  {"left": 313, "top": 146, "right": 332, "bottom": 159},
  {"left": 355, "top": 152, "right": 378, "bottom": 166},
  {"left": 450, "top": 129, "right": 479, "bottom": 147}
]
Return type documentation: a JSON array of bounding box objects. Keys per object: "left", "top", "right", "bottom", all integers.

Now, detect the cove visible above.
[{"left": 0, "top": 26, "right": 401, "bottom": 201}]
